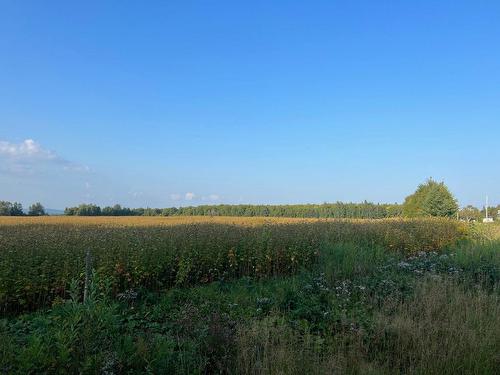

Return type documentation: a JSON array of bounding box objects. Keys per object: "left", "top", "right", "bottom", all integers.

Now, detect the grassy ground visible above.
[{"left": 0, "top": 221, "right": 498, "bottom": 374}]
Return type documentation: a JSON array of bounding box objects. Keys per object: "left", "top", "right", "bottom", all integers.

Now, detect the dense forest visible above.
[
  {"left": 62, "top": 202, "right": 403, "bottom": 219},
  {"left": 58, "top": 202, "right": 500, "bottom": 220}
]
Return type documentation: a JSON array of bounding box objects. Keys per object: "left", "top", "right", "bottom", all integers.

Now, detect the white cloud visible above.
[
  {"left": 185, "top": 192, "right": 196, "bottom": 201},
  {"left": 0, "top": 139, "right": 89, "bottom": 175},
  {"left": 0, "top": 139, "right": 56, "bottom": 160},
  {"left": 183, "top": 193, "right": 219, "bottom": 202}
]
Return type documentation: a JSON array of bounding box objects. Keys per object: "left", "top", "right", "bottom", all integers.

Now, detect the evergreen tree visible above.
[{"left": 403, "top": 179, "right": 458, "bottom": 218}]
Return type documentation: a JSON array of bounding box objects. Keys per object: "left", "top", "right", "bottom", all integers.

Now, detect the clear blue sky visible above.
[{"left": 1, "top": 1, "right": 499, "bottom": 209}]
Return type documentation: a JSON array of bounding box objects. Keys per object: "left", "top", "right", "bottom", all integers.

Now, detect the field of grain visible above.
[
  {"left": 0, "top": 215, "right": 317, "bottom": 227},
  {"left": 0, "top": 216, "right": 466, "bottom": 314}
]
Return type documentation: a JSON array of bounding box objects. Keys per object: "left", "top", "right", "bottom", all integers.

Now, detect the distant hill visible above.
[{"left": 45, "top": 208, "right": 64, "bottom": 216}]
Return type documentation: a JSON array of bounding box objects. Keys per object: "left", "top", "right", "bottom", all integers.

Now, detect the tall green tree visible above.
[
  {"left": 403, "top": 179, "right": 458, "bottom": 218},
  {"left": 0, "top": 201, "right": 24, "bottom": 216},
  {"left": 0, "top": 201, "right": 11, "bottom": 216},
  {"left": 10, "top": 202, "right": 24, "bottom": 216},
  {"left": 28, "top": 202, "right": 46, "bottom": 216}
]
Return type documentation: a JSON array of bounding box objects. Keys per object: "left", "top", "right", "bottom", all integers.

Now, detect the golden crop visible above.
[
  {"left": 0, "top": 216, "right": 467, "bottom": 314},
  {"left": 0, "top": 215, "right": 329, "bottom": 226}
]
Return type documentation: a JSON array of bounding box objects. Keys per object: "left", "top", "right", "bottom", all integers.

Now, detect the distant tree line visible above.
[
  {"left": 62, "top": 202, "right": 402, "bottom": 218},
  {"left": 0, "top": 201, "right": 46, "bottom": 216},
  {"left": 164, "top": 202, "right": 403, "bottom": 218},
  {"left": 0, "top": 201, "right": 24, "bottom": 216},
  {"left": 64, "top": 204, "right": 137, "bottom": 216},
  {"left": 3, "top": 180, "right": 497, "bottom": 220}
]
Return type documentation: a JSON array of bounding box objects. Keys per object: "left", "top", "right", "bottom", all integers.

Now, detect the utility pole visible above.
[{"left": 483, "top": 196, "right": 493, "bottom": 223}]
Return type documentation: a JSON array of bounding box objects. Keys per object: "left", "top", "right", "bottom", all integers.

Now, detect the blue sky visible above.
[{"left": 1, "top": 1, "right": 499, "bottom": 209}]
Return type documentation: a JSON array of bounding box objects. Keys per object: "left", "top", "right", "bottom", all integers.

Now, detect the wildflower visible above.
[{"left": 117, "top": 289, "right": 138, "bottom": 302}]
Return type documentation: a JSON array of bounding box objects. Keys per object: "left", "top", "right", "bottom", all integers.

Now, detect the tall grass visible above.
[
  {"left": 233, "top": 278, "right": 500, "bottom": 375},
  {"left": 372, "top": 278, "right": 500, "bottom": 374},
  {"left": 320, "top": 242, "right": 389, "bottom": 281},
  {"left": 235, "top": 316, "right": 332, "bottom": 374}
]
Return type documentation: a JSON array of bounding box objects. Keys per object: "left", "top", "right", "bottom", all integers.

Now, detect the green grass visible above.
[
  {"left": 1, "top": 236, "right": 498, "bottom": 374},
  {"left": 372, "top": 278, "right": 500, "bottom": 374}
]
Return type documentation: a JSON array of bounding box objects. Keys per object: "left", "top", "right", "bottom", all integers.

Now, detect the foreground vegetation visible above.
[
  {"left": 0, "top": 218, "right": 498, "bottom": 374},
  {"left": 0, "top": 216, "right": 465, "bottom": 314}
]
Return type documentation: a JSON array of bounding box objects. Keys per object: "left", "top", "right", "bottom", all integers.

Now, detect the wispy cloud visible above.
[
  {"left": 0, "top": 139, "right": 57, "bottom": 160},
  {"left": 170, "top": 192, "right": 220, "bottom": 203},
  {"left": 0, "top": 139, "right": 89, "bottom": 175},
  {"left": 185, "top": 192, "right": 196, "bottom": 201},
  {"left": 170, "top": 193, "right": 182, "bottom": 201}
]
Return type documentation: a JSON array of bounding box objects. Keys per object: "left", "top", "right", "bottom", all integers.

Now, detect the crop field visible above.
[
  {"left": 0, "top": 215, "right": 317, "bottom": 227},
  {"left": 0, "top": 216, "right": 465, "bottom": 314},
  {"left": 1, "top": 217, "right": 499, "bottom": 374}
]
